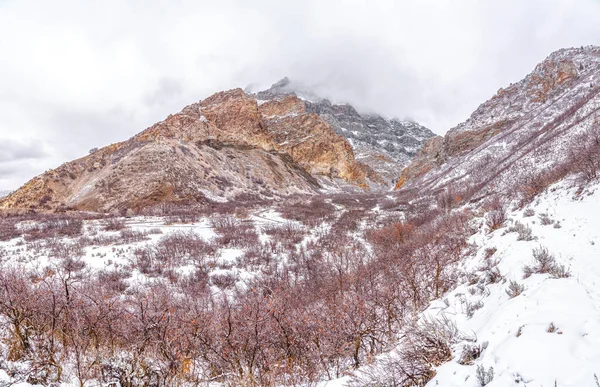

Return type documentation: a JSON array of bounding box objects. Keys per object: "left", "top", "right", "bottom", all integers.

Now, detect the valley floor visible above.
[{"left": 1, "top": 181, "right": 599, "bottom": 386}]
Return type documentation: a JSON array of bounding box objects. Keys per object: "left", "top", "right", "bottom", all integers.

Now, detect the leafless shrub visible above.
[
  {"left": 466, "top": 300, "right": 484, "bottom": 318},
  {"left": 347, "top": 316, "right": 463, "bottom": 387},
  {"left": 345, "top": 354, "right": 434, "bottom": 387},
  {"left": 519, "top": 163, "right": 570, "bottom": 207},
  {"left": 211, "top": 272, "right": 238, "bottom": 289},
  {"left": 569, "top": 125, "right": 600, "bottom": 181},
  {"left": 102, "top": 218, "right": 126, "bottom": 231},
  {"left": 523, "top": 246, "right": 570, "bottom": 279},
  {"left": 539, "top": 213, "right": 554, "bottom": 226},
  {"left": 331, "top": 209, "right": 364, "bottom": 234},
  {"left": 155, "top": 231, "right": 215, "bottom": 265},
  {"left": 23, "top": 216, "right": 83, "bottom": 241},
  {"left": 484, "top": 196, "right": 507, "bottom": 232},
  {"left": 458, "top": 342, "right": 487, "bottom": 365},
  {"left": 523, "top": 246, "right": 554, "bottom": 278},
  {"left": 210, "top": 215, "right": 240, "bottom": 230},
  {"left": 523, "top": 208, "right": 535, "bottom": 217},
  {"left": 506, "top": 280, "right": 525, "bottom": 298},
  {"left": 507, "top": 221, "right": 534, "bottom": 241},
  {"left": 239, "top": 245, "right": 275, "bottom": 271},
  {"left": 262, "top": 222, "right": 305, "bottom": 246},
  {"left": 0, "top": 218, "right": 21, "bottom": 241},
  {"left": 485, "top": 209, "right": 506, "bottom": 232},
  {"left": 485, "top": 267, "right": 503, "bottom": 284},
  {"left": 476, "top": 365, "right": 494, "bottom": 386},
  {"left": 217, "top": 224, "right": 259, "bottom": 249},
  {"left": 97, "top": 269, "right": 130, "bottom": 293},
  {"left": 547, "top": 322, "right": 558, "bottom": 333},
  {"left": 483, "top": 247, "right": 497, "bottom": 260},
  {"left": 478, "top": 251, "right": 503, "bottom": 285},
  {"left": 84, "top": 234, "right": 120, "bottom": 246},
  {"left": 118, "top": 229, "right": 149, "bottom": 244},
  {"left": 550, "top": 263, "right": 571, "bottom": 279},
  {"left": 277, "top": 196, "right": 336, "bottom": 227},
  {"left": 436, "top": 188, "right": 458, "bottom": 212}
]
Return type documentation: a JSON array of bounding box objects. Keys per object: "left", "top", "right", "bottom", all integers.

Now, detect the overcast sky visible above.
[{"left": 1, "top": 0, "right": 600, "bottom": 190}]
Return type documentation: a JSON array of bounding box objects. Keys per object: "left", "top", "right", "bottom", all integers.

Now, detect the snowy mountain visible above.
[
  {"left": 397, "top": 46, "right": 600, "bottom": 196},
  {"left": 253, "top": 77, "right": 436, "bottom": 184},
  {"left": 0, "top": 190, "right": 10, "bottom": 198},
  {"left": 1, "top": 47, "right": 600, "bottom": 387}
]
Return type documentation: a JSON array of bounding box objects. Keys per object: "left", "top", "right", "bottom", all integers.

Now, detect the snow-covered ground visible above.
[
  {"left": 426, "top": 181, "right": 600, "bottom": 387},
  {"left": 323, "top": 179, "right": 600, "bottom": 387}
]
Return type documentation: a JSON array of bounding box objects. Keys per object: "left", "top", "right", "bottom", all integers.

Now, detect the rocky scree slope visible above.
[
  {"left": 395, "top": 46, "right": 600, "bottom": 201},
  {"left": 253, "top": 77, "right": 436, "bottom": 184},
  {"left": 0, "top": 89, "right": 376, "bottom": 213}
]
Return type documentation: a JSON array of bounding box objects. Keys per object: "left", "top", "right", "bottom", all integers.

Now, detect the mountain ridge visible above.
[
  {"left": 0, "top": 87, "right": 383, "bottom": 213},
  {"left": 251, "top": 77, "right": 437, "bottom": 184},
  {"left": 395, "top": 45, "right": 600, "bottom": 198}
]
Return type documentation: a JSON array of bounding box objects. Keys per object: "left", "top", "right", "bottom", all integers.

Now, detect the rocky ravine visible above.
[
  {"left": 253, "top": 78, "right": 436, "bottom": 184},
  {"left": 0, "top": 89, "right": 381, "bottom": 213}
]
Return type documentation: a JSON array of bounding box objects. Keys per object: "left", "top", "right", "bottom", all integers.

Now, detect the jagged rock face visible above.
[
  {"left": 1, "top": 88, "right": 373, "bottom": 212},
  {"left": 396, "top": 46, "right": 600, "bottom": 197},
  {"left": 133, "top": 89, "right": 375, "bottom": 188},
  {"left": 253, "top": 78, "right": 436, "bottom": 185},
  {"left": 135, "top": 89, "right": 275, "bottom": 150},
  {"left": 306, "top": 100, "right": 434, "bottom": 184},
  {"left": 259, "top": 96, "right": 381, "bottom": 187}
]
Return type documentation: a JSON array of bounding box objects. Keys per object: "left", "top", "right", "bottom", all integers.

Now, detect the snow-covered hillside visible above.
[
  {"left": 427, "top": 180, "right": 600, "bottom": 387},
  {"left": 324, "top": 179, "right": 600, "bottom": 387}
]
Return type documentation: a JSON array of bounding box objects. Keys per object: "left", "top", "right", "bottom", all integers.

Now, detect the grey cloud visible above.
[
  {"left": 142, "top": 77, "right": 184, "bottom": 108},
  {"left": 0, "top": 139, "right": 47, "bottom": 162}
]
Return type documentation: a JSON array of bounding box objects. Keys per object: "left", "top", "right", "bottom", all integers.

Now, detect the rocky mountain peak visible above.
[{"left": 251, "top": 78, "right": 436, "bottom": 184}]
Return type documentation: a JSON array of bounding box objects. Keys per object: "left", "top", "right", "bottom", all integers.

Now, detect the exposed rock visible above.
[
  {"left": 395, "top": 46, "right": 600, "bottom": 198},
  {"left": 259, "top": 96, "right": 381, "bottom": 187},
  {"left": 251, "top": 79, "right": 436, "bottom": 185},
  {"left": 1, "top": 88, "right": 375, "bottom": 212}
]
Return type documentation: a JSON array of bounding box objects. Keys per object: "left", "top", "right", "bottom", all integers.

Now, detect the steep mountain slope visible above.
[
  {"left": 322, "top": 46, "right": 600, "bottom": 387},
  {"left": 253, "top": 78, "right": 436, "bottom": 184},
  {"left": 396, "top": 46, "right": 600, "bottom": 200},
  {"left": 0, "top": 89, "right": 377, "bottom": 213},
  {"left": 424, "top": 180, "right": 600, "bottom": 387}
]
